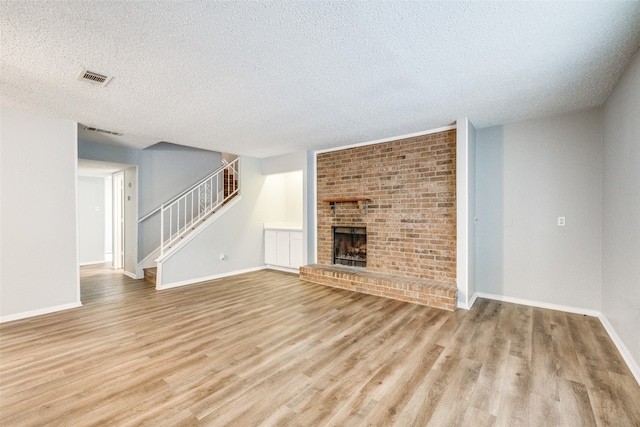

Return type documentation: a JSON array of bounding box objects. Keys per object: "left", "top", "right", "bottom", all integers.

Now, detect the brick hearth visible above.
[{"left": 300, "top": 264, "right": 457, "bottom": 311}]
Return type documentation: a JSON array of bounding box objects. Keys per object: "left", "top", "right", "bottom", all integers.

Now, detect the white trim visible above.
[
  {"left": 598, "top": 314, "right": 640, "bottom": 385},
  {"left": 136, "top": 245, "right": 161, "bottom": 278},
  {"left": 475, "top": 292, "right": 601, "bottom": 317},
  {"left": 265, "top": 265, "right": 299, "bottom": 274},
  {"left": 0, "top": 301, "right": 83, "bottom": 323},
  {"left": 79, "top": 260, "right": 107, "bottom": 266},
  {"left": 475, "top": 292, "right": 639, "bottom": 386},
  {"left": 456, "top": 118, "right": 469, "bottom": 307},
  {"left": 155, "top": 195, "right": 242, "bottom": 264},
  {"left": 74, "top": 135, "right": 82, "bottom": 308},
  {"left": 310, "top": 152, "right": 318, "bottom": 264},
  {"left": 314, "top": 124, "right": 457, "bottom": 154},
  {"left": 458, "top": 292, "right": 478, "bottom": 310},
  {"left": 123, "top": 270, "right": 137, "bottom": 279},
  {"left": 157, "top": 266, "right": 267, "bottom": 290}
]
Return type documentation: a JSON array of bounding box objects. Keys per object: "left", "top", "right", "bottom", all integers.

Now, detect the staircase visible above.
[
  {"left": 223, "top": 168, "right": 238, "bottom": 200},
  {"left": 142, "top": 158, "right": 239, "bottom": 286}
]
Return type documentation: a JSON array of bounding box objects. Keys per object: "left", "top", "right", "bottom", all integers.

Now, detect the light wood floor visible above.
[{"left": 1, "top": 264, "right": 639, "bottom": 426}]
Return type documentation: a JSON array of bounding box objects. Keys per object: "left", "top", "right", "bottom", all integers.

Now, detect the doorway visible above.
[{"left": 77, "top": 159, "right": 136, "bottom": 276}]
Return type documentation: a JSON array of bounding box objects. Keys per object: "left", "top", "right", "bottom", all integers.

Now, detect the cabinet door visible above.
[
  {"left": 276, "top": 231, "right": 290, "bottom": 267},
  {"left": 265, "top": 230, "right": 277, "bottom": 265},
  {"left": 289, "top": 232, "right": 304, "bottom": 269}
]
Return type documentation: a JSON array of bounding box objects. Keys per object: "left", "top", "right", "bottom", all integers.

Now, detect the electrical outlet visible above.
[
  {"left": 558, "top": 217, "right": 566, "bottom": 227},
  {"left": 219, "top": 254, "right": 225, "bottom": 261}
]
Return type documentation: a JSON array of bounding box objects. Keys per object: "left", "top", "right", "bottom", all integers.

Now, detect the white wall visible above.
[
  {"left": 78, "top": 176, "right": 106, "bottom": 265},
  {"left": 476, "top": 109, "right": 603, "bottom": 310},
  {"left": 123, "top": 166, "right": 138, "bottom": 277},
  {"left": 0, "top": 109, "right": 81, "bottom": 320},
  {"left": 105, "top": 176, "right": 112, "bottom": 256},
  {"left": 262, "top": 171, "right": 303, "bottom": 227},
  {"left": 262, "top": 150, "right": 316, "bottom": 265},
  {"left": 602, "top": 48, "right": 640, "bottom": 372}
]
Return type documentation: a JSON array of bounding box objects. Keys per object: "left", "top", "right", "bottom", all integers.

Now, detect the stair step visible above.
[{"left": 143, "top": 267, "right": 157, "bottom": 285}]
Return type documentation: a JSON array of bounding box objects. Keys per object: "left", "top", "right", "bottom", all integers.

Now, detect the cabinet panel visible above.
[
  {"left": 289, "top": 232, "right": 304, "bottom": 269},
  {"left": 265, "top": 230, "right": 277, "bottom": 265},
  {"left": 265, "top": 229, "right": 303, "bottom": 269},
  {"left": 276, "top": 231, "right": 290, "bottom": 267}
]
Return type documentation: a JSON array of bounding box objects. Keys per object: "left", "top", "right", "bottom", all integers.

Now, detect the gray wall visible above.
[
  {"left": 1, "top": 109, "right": 80, "bottom": 319},
  {"left": 160, "top": 151, "right": 315, "bottom": 287},
  {"left": 602, "top": 48, "right": 640, "bottom": 368},
  {"left": 78, "top": 176, "right": 106, "bottom": 265},
  {"left": 160, "top": 156, "right": 267, "bottom": 285},
  {"left": 476, "top": 108, "right": 603, "bottom": 310},
  {"left": 475, "top": 126, "right": 504, "bottom": 296}
]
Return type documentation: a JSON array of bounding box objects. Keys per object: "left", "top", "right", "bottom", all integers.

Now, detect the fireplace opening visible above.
[{"left": 333, "top": 226, "right": 366, "bottom": 267}]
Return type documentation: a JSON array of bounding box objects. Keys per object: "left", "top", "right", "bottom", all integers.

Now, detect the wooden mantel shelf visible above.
[
  {"left": 323, "top": 197, "right": 372, "bottom": 214},
  {"left": 322, "top": 197, "right": 372, "bottom": 203}
]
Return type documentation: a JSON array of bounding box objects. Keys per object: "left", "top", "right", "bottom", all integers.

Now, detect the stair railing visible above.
[{"left": 160, "top": 158, "right": 239, "bottom": 256}]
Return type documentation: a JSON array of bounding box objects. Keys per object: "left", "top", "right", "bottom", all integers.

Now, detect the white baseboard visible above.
[
  {"left": 265, "top": 265, "right": 300, "bottom": 274},
  {"left": 79, "top": 260, "right": 106, "bottom": 266},
  {"left": 475, "top": 292, "right": 639, "bottom": 386},
  {"left": 457, "top": 292, "right": 478, "bottom": 310},
  {"left": 124, "top": 270, "right": 137, "bottom": 279},
  {"left": 157, "top": 265, "right": 267, "bottom": 290},
  {"left": 0, "top": 301, "right": 83, "bottom": 323},
  {"left": 468, "top": 292, "right": 478, "bottom": 308},
  {"left": 474, "top": 292, "right": 601, "bottom": 317},
  {"left": 598, "top": 314, "right": 640, "bottom": 386}
]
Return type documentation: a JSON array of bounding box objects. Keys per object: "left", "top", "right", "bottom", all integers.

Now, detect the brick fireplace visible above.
[{"left": 300, "top": 129, "right": 458, "bottom": 311}]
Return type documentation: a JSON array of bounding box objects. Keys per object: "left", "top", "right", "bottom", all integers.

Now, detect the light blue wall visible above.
[{"left": 78, "top": 140, "right": 222, "bottom": 261}]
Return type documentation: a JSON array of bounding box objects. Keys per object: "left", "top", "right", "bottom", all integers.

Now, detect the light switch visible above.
[{"left": 558, "top": 217, "right": 566, "bottom": 226}]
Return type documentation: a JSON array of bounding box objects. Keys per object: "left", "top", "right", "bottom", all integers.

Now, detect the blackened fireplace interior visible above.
[{"left": 333, "top": 226, "right": 366, "bottom": 267}]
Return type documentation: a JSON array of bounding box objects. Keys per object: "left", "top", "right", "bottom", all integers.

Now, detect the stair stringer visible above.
[
  {"left": 154, "top": 195, "right": 242, "bottom": 288},
  {"left": 137, "top": 246, "right": 161, "bottom": 279}
]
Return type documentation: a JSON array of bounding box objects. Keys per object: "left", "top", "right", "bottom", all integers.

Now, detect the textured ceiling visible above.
[{"left": 2, "top": 1, "right": 640, "bottom": 158}]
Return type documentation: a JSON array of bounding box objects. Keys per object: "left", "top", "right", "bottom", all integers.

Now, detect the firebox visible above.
[{"left": 333, "top": 226, "right": 366, "bottom": 267}]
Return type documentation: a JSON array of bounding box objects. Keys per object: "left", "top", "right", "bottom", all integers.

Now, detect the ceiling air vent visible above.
[
  {"left": 83, "top": 126, "right": 123, "bottom": 136},
  {"left": 78, "top": 68, "right": 112, "bottom": 86}
]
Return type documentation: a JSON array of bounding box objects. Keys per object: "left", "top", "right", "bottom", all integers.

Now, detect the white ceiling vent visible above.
[
  {"left": 77, "top": 68, "right": 112, "bottom": 86},
  {"left": 83, "top": 126, "right": 123, "bottom": 136}
]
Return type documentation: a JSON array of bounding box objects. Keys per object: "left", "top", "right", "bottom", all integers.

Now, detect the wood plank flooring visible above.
[{"left": 1, "top": 264, "right": 639, "bottom": 426}]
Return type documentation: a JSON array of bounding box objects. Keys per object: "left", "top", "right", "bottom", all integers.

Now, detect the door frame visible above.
[{"left": 112, "top": 171, "right": 125, "bottom": 270}]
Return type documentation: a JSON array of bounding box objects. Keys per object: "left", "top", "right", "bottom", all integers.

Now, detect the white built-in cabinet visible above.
[{"left": 265, "top": 228, "right": 303, "bottom": 269}]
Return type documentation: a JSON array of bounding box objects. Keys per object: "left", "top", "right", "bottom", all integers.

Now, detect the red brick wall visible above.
[{"left": 316, "top": 129, "right": 457, "bottom": 283}]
